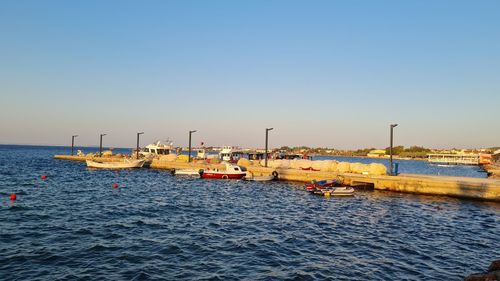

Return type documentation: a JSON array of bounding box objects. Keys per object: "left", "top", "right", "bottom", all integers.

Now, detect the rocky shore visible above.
[{"left": 465, "top": 260, "right": 500, "bottom": 280}]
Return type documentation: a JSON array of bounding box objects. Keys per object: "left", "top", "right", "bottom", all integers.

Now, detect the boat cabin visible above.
[
  {"left": 224, "top": 163, "right": 247, "bottom": 172},
  {"left": 197, "top": 149, "right": 207, "bottom": 159},
  {"left": 219, "top": 146, "right": 245, "bottom": 162},
  {"left": 247, "top": 152, "right": 265, "bottom": 160},
  {"left": 140, "top": 141, "right": 175, "bottom": 157}
]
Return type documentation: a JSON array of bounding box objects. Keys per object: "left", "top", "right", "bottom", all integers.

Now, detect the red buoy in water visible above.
[
  {"left": 41, "top": 175, "right": 47, "bottom": 180},
  {"left": 10, "top": 193, "right": 17, "bottom": 201},
  {"left": 113, "top": 183, "right": 119, "bottom": 189}
]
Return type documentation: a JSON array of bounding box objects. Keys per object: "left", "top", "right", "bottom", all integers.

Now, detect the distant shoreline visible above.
[
  {"left": 311, "top": 154, "right": 427, "bottom": 161},
  {"left": 0, "top": 143, "right": 134, "bottom": 150}
]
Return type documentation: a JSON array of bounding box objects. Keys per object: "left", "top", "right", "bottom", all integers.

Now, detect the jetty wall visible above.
[
  {"left": 54, "top": 155, "right": 500, "bottom": 202},
  {"left": 483, "top": 164, "right": 500, "bottom": 179}
]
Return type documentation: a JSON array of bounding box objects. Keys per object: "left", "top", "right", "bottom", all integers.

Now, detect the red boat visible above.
[
  {"left": 305, "top": 179, "right": 355, "bottom": 196},
  {"left": 200, "top": 163, "right": 246, "bottom": 180},
  {"left": 305, "top": 179, "right": 337, "bottom": 192}
]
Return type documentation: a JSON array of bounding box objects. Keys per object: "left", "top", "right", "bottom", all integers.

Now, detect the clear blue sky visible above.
[{"left": 1, "top": 0, "right": 499, "bottom": 149}]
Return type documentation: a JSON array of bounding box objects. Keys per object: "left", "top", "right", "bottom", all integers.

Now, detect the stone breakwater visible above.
[
  {"left": 237, "top": 158, "right": 387, "bottom": 175},
  {"left": 465, "top": 260, "right": 500, "bottom": 281},
  {"left": 483, "top": 164, "right": 500, "bottom": 179},
  {"left": 153, "top": 155, "right": 388, "bottom": 176},
  {"left": 54, "top": 155, "right": 500, "bottom": 202}
]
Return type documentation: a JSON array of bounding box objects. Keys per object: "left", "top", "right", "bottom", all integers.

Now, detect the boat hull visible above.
[
  {"left": 201, "top": 172, "right": 246, "bottom": 179},
  {"left": 312, "top": 187, "right": 355, "bottom": 196},
  {"left": 174, "top": 169, "right": 202, "bottom": 176},
  {"left": 86, "top": 159, "right": 145, "bottom": 169},
  {"left": 245, "top": 175, "right": 275, "bottom": 181}
]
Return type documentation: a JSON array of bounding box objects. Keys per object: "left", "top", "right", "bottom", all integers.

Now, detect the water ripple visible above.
[{"left": 1, "top": 145, "right": 499, "bottom": 280}]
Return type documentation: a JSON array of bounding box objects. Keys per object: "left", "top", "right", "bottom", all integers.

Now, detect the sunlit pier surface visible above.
[{"left": 54, "top": 154, "right": 500, "bottom": 202}]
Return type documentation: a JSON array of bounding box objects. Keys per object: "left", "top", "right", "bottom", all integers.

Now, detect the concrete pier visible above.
[{"left": 54, "top": 155, "right": 500, "bottom": 202}]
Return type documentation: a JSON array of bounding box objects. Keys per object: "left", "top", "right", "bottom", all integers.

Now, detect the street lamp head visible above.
[
  {"left": 101, "top": 133, "right": 107, "bottom": 137},
  {"left": 391, "top": 124, "right": 398, "bottom": 128},
  {"left": 190, "top": 130, "right": 197, "bottom": 133},
  {"left": 73, "top": 135, "right": 78, "bottom": 137},
  {"left": 138, "top": 132, "right": 144, "bottom": 135},
  {"left": 266, "top": 128, "right": 274, "bottom": 131}
]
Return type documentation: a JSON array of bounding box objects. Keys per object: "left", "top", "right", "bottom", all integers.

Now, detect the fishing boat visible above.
[
  {"left": 172, "top": 169, "right": 202, "bottom": 176},
  {"left": 139, "top": 140, "right": 175, "bottom": 158},
  {"left": 86, "top": 159, "right": 145, "bottom": 169},
  {"left": 200, "top": 163, "right": 246, "bottom": 179},
  {"left": 218, "top": 146, "right": 245, "bottom": 163}
]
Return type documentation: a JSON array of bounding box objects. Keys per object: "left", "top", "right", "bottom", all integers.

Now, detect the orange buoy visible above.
[
  {"left": 41, "top": 175, "right": 47, "bottom": 180},
  {"left": 113, "top": 183, "right": 119, "bottom": 189},
  {"left": 10, "top": 193, "right": 17, "bottom": 201}
]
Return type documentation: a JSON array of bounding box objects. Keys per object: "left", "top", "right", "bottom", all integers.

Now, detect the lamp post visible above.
[
  {"left": 136, "top": 132, "right": 144, "bottom": 159},
  {"left": 265, "top": 128, "right": 273, "bottom": 167},
  {"left": 188, "top": 130, "right": 197, "bottom": 162},
  {"left": 71, "top": 135, "right": 78, "bottom": 156},
  {"left": 389, "top": 124, "right": 398, "bottom": 176},
  {"left": 99, "top": 133, "right": 106, "bottom": 157}
]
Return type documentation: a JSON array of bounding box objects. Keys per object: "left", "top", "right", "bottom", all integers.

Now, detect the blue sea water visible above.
[
  {"left": 314, "top": 156, "right": 488, "bottom": 178},
  {"left": 1, "top": 145, "right": 499, "bottom": 280}
]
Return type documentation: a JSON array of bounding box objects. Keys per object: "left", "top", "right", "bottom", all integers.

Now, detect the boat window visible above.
[
  {"left": 234, "top": 167, "right": 240, "bottom": 171},
  {"left": 151, "top": 149, "right": 156, "bottom": 154},
  {"left": 158, "top": 149, "right": 165, "bottom": 155},
  {"left": 144, "top": 148, "right": 149, "bottom": 152}
]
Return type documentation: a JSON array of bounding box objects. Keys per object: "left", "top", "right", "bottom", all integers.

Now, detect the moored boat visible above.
[
  {"left": 173, "top": 169, "right": 202, "bottom": 176},
  {"left": 218, "top": 146, "right": 245, "bottom": 163},
  {"left": 305, "top": 179, "right": 336, "bottom": 192},
  {"left": 313, "top": 186, "right": 355, "bottom": 196},
  {"left": 244, "top": 175, "right": 275, "bottom": 181},
  {"left": 86, "top": 159, "right": 145, "bottom": 169},
  {"left": 200, "top": 163, "right": 246, "bottom": 179},
  {"left": 306, "top": 179, "right": 354, "bottom": 196},
  {"left": 139, "top": 140, "right": 175, "bottom": 158}
]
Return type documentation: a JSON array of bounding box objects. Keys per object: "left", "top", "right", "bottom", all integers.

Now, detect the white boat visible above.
[
  {"left": 313, "top": 186, "right": 355, "bottom": 197},
  {"left": 196, "top": 149, "right": 207, "bottom": 159},
  {"left": 245, "top": 175, "right": 275, "bottom": 181},
  {"left": 86, "top": 159, "right": 145, "bottom": 169},
  {"left": 200, "top": 163, "right": 247, "bottom": 179},
  {"left": 139, "top": 140, "right": 175, "bottom": 158},
  {"left": 173, "top": 169, "right": 202, "bottom": 176},
  {"left": 218, "top": 146, "right": 245, "bottom": 162}
]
